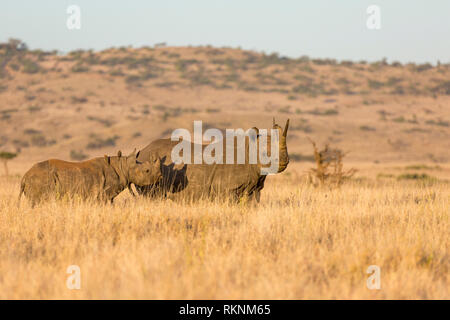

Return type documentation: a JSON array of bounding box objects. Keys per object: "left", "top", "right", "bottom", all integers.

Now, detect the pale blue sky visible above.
[{"left": 1, "top": 0, "right": 449, "bottom": 63}]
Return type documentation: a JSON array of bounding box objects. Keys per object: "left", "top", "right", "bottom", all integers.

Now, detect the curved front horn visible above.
[{"left": 283, "top": 119, "right": 290, "bottom": 137}]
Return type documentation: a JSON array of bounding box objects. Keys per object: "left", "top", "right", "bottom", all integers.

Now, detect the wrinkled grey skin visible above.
[
  {"left": 18, "top": 150, "right": 161, "bottom": 207},
  {"left": 135, "top": 119, "right": 289, "bottom": 202}
]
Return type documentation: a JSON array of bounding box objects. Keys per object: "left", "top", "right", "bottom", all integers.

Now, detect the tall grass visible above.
[{"left": 0, "top": 174, "right": 448, "bottom": 299}]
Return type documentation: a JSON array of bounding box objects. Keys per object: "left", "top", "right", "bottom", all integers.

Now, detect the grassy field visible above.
[
  {"left": 1, "top": 41, "right": 449, "bottom": 299},
  {"left": 0, "top": 165, "right": 448, "bottom": 299}
]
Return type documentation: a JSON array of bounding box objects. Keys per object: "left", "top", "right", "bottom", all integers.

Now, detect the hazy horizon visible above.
[{"left": 1, "top": 1, "right": 450, "bottom": 64}]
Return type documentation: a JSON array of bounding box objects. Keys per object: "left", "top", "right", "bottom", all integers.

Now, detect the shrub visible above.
[
  {"left": 189, "top": 72, "right": 212, "bottom": 86},
  {"left": 413, "top": 63, "right": 433, "bottom": 72},
  {"left": 278, "top": 106, "right": 291, "bottom": 114},
  {"left": 307, "top": 108, "right": 339, "bottom": 116},
  {"left": 312, "top": 58, "right": 336, "bottom": 66},
  {"left": 109, "top": 69, "right": 125, "bottom": 76},
  {"left": 86, "top": 116, "right": 115, "bottom": 127},
  {"left": 125, "top": 75, "right": 141, "bottom": 85},
  {"left": 397, "top": 173, "right": 436, "bottom": 181},
  {"left": 154, "top": 104, "right": 168, "bottom": 112},
  {"left": 289, "top": 153, "right": 315, "bottom": 162},
  {"left": 175, "top": 59, "right": 199, "bottom": 72},
  {"left": 377, "top": 173, "right": 395, "bottom": 179},
  {"left": 287, "top": 95, "right": 297, "bottom": 101},
  {"left": 404, "top": 164, "right": 441, "bottom": 170},
  {"left": 429, "top": 81, "right": 450, "bottom": 95},
  {"left": 71, "top": 96, "right": 88, "bottom": 104},
  {"left": 392, "top": 116, "right": 405, "bottom": 123},
  {"left": 70, "top": 150, "right": 88, "bottom": 161},
  {"left": 425, "top": 119, "right": 449, "bottom": 127},
  {"left": 1, "top": 109, "right": 18, "bottom": 118},
  {"left": 12, "top": 139, "right": 29, "bottom": 148},
  {"left": 340, "top": 60, "right": 354, "bottom": 67},
  {"left": 142, "top": 105, "right": 150, "bottom": 115},
  {"left": 125, "top": 72, "right": 157, "bottom": 85},
  {"left": 368, "top": 79, "right": 384, "bottom": 90},
  {"left": 154, "top": 81, "right": 177, "bottom": 88},
  {"left": 298, "top": 64, "right": 315, "bottom": 74},
  {"left": 86, "top": 135, "right": 119, "bottom": 149},
  {"left": 0, "top": 151, "right": 17, "bottom": 176},
  {"left": 360, "top": 125, "right": 376, "bottom": 131},
  {"left": 30, "top": 134, "right": 54, "bottom": 147},
  {"left": 24, "top": 94, "right": 36, "bottom": 101},
  {"left": 71, "top": 63, "right": 90, "bottom": 73},
  {"left": 386, "top": 77, "right": 403, "bottom": 86},
  {"left": 21, "top": 59, "right": 40, "bottom": 74},
  {"left": 307, "top": 139, "right": 357, "bottom": 187},
  {"left": 24, "top": 128, "right": 42, "bottom": 135},
  {"left": 28, "top": 105, "right": 41, "bottom": 113},
  {"left": 390, "top": 86, "right": 405, "bottom": 95}
]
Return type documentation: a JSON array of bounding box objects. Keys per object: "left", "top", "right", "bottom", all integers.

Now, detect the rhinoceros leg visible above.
[
  {"left": 127, "top": 184, "right": 136, "bottom": 197},
  {"left": 99, "top": 174, "right": 110, "bottom": 204},
  {"left": 137, "top": 182, "right": 166, "bottom": 198},
  {"left": 252, "top": 190, "right": 261, "bottom": 203}
]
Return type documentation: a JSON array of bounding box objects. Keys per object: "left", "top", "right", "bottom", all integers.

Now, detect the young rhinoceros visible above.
[{"left": 18, "top": 150, "right": 161, "bottom": 207}]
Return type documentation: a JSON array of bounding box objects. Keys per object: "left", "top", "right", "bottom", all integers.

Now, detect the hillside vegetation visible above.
[{"left": 0, "top": 39, "right": 449, "bottom": 172}]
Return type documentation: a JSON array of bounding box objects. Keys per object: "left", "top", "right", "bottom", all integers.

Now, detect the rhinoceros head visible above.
[{"left": 120, "top": 149, "right": 162, "bottom": 186}]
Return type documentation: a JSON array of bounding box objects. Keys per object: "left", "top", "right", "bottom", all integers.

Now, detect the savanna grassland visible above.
[
  {"left": 0, "top": 167, "right": 448, "bottom": 299},
  {"left": 0, "top": 39, "right": 449, "bottom": 299}
]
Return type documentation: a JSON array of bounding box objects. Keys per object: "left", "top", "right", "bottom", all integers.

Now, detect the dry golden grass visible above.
[
  {"left": 0, "top": 168, "right": 448, "bottom": 299},
  {"left": 1, "top": 42, "right": 448, "bottom": 300}
]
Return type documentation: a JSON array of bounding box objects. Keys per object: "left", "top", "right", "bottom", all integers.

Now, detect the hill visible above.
[{"left": 0, "top": 39, "right": 449, "bottom": 174}]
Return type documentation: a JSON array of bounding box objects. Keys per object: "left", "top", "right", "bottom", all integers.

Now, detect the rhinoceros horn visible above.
[{"left": 273, "top": 118, "right": 289, "bottom": 173}]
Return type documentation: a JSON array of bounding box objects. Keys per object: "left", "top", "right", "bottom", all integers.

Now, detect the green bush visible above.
[
  {"left": 86, "top": 135, "right": 119, "bottom": 149},
  {"left": 70, "top": 150, "right": 88, "bottom": 161},
  {"left": 21, "top": 59, "right": 40, "bottom": 74},
  {"left": 397, "top": 173, "right": 436, "bottom": 181},
  {"left": 360, "top": 125, "right": 376, "bottom": 131},
  {"left": 71, "top": 63, "right": 90, "bottom": 72}
]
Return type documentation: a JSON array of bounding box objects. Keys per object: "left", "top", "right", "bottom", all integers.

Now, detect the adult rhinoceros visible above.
[
  {"left": 135, "top": 118, "right": 289, "bottom": 202},
  {"left": 19, "top": 150, "right": 162, "bottom": 206}
]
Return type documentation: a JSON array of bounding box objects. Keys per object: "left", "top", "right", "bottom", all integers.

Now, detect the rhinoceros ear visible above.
[
  {"left": 249, "top": 127, "right": 259, "bottom": 142},
  {"left": 117, "top": 150, "right": 122, "bottom": 158},
  {"left": 128, "top": 148, "right": 137, "bottom": 157},
  {"left": 104, "top": 155, "right": 110, "bottom": 165}
]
